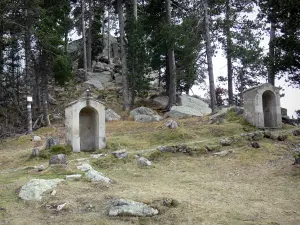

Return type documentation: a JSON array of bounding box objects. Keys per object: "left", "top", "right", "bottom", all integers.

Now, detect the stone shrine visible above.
[
  {"left": 65, "top": 97, "right": 106, "bottom": 152},
  {"left": 243, "top": 83, "right": 282, "bottom": 128}
]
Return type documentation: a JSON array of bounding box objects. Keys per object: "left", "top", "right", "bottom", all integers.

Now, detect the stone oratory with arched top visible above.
[
  {"left": 243, "top": 83, "right": 282, "bottom": 128},
  {"left": 65, "top": 97, "right": 106, "bottom": 152}
]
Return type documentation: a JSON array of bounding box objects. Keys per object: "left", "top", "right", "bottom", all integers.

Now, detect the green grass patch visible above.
[
  {"left": 92, "top": 154, "right": 134, "bottom": 169},
  {"left": 38, "top": 145, "right": 72, "bottom": 159}
]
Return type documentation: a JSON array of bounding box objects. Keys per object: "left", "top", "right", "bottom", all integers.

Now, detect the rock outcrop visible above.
[{"left": 19, "top": 179, "right": 64, "bottom": 201}]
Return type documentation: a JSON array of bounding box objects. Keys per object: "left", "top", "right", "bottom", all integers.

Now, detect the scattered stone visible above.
[
  {"left": 220, "top": 139, "right": 232, "bottom": 146},
  {"left": 277, "top": 134, "right": 288, "bottom": 141},
  {"left": 109, "top": 199, "right": 158, "bottom": 217},
  {"left": 157, "top": 145, "right": 193, "bottom": 155},
  {"left": 157, "top": 146, "right": 174, "bottom": 153},
  {"left": 243, "top": 131, "right": 264, "bottom": 141},
  {"left": 105, "top": 109, "right": 121, "bottom": 121},
  {"left": 165, "top": 119, "right": 178, "bottom": 129},
  {"left": 76, "top": 162, "right": 112, "bottom": 183},
  {"left": 91, "top": 154, "right": 106, "bottom": 159},
  {"left": 112, "top": 150, "right": 128, "bottom": 159},
  {"left": 46, "top": 137, "right": 60, "bottom": 149},
  {"left": 51, "top": 190, "right": 56, "bottom": 196},
  {"left": 19, "top": 179, "right": 64, "bottom": 201},
  {"left": 213, "top": 150, "right": 234, "bottom": 157},
  {"left": 209, "top": 108, "right": 228, "bottom": 122},
  {"left": 161, "top": 198, "right": 179, "bottom": 208},
  {"left": 49, "top": 154, "right": 67, "bottom": 165},
  {"left": 77, "top": 163, "right": 93, "bottom": 172},
  {"left": 263, "top": 131, "right": 277, "bottom": 140},
  {"left": 85, "top": 168, "right": 112, "bottom": 183},
  {"left": 292, "top": 129, "right": 300, "bottom": 136},
  {"left": 250, "top": 142, "right": 261, "bottom": 148},
  {"left": 33, "top": 136, "right": 41, "bottom": 142},
  {"left": 136, "top": 156, "right": 152, "bottom": 167},
  {"left": 57, "top": 203, "right": 67, "bottom": 211},
  {"left": 38, "top": 165, "right": 45, "bottom": 172},
  {"left": 31, "top": 148, "right": 40, "bottom": 157},
  {"left": 66, "top": 174, "right": 82, "bottom": 180}
]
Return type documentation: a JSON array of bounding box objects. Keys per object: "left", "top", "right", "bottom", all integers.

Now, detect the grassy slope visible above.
[{"left": 0, "top": 115, "right": 300, "bottom": 225}]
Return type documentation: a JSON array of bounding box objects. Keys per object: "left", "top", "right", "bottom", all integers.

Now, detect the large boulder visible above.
[
  {"left": 153, "top": 96, "right": 169, "bottom": 109},
  {"left": 179, "top": 95, "right": 211, "bottom": 115},
  {"left": 109, "top": 199, "right": 158, "bottom": 217},
  {"left": 105, "top": 109, "right": 121, "bottom": 121},
  {"left": 134, "top": 114, "right": 162, "bottom": 122},
  {"left": 166, "top": 106, "right": 203, "bottom": 118},
  {"left": 164, "top": 95, "right": 211, "bottom": 118},
  {"left": 19, "top": 179, "right": 64, "bottom": 201},
  {"left": 130, "top": 107, "right": 155, "bottom": 117},
  {"left": 130, "top": 107, "right": 162, "bottom": 122}
]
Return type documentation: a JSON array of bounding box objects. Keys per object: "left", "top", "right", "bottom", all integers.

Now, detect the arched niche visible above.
[
  {"left": 79, "top": 107, "right": 99, "bottom": 151},
  {"left": 262, "top": 90, "right": 277, "bottom": 127},
  {"left": 65, "top": 98, "right": 106, "bottom": 152}
]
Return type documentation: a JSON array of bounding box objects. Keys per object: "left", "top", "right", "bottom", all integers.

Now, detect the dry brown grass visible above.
[{"left": 0, "top": 118, "right": 300, "bottom": 225}]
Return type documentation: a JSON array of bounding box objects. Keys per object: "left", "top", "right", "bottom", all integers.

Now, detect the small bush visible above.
[
  {"left": 93, "top": 154, "right": 133, "bottom": 169},
  {"left": 50, "top": 145, "right": 72, "bottom": 155},
  {"left": 147, "top": 150, "right": 166, "bottom": 161},
  {"left": 38, "top": 145, "right": 72, "bottom": 159}
]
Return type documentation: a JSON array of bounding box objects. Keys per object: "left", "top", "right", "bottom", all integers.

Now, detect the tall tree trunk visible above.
[
  {"left": 203, "top": 0, "right": 217, "bottom": 112},
  {"left": 87, "top": 0, "right": 92, "bottom": 71},
  {"left": 64, "top": 12, "right": 68, "bottom": 53},
  {"left": 225, "top": 0, "right": 233, "bottom": 105},
  {"left": 102, "top": 14, "right": 105, "bottom": 48},
  {"left": 117, "top": 0, "right": 131, "bottom": 110},
  {"left": 25, "top": 9, "right": 32, "bottom": 133},
  {"left": 268, "top": 21, "right": 276, "bottom": 85},
  {"left": 40, "top": 52, "right": 50, "bottom": 127},
  {"left": 130, "top": 0, "right": 138, "bottom": 106},
  {"left": 133, "top": 0, "right": 137, "bottom": 19},
  {"left": 107, "top": 8, "right": 110, "bottom": 63},
  {"left": 82, "top": 0, "right": 88, "bottom": 81},
  {"left": 239, "top": 69, "right": 244, "bottom": 106},
  {"left": 165, "top": 0, "right": 176, "bottom": 110},
  {"left": 0, "top": 18, "right": 3, "bottom": 77}
]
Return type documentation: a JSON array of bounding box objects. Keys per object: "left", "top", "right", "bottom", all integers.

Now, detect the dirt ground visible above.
[{"left": 0, "top": 118, "right": 300, "bottom": 225}]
